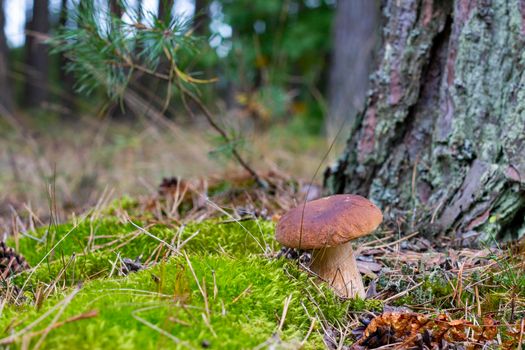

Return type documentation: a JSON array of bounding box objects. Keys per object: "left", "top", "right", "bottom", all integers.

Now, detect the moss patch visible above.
[
  {"left": 10, "top": 218, "right": 278, "bottom": 285},
  {"left": 2, "top": 215, "right": 346, "bottom": 349},
  {"left": 2, "top": 256, "right": 344, "bottom": 349}
]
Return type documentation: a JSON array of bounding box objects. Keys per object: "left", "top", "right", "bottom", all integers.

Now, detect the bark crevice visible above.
[{"left": 326, "top": 0, "right": 525, "bottom": 244}]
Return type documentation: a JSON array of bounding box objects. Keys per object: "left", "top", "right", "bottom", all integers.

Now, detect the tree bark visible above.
[
  {"left": 59, "top": 0, "right": 76, "bottom": 117},
  {"left": 194, "top": 0, "right": 209, "bottom": 35},
  {"left": 109, "top": 0, "right": 123, "bottom": 18},
  {"left": 137, "top": 0, "right": 143, "bottom": 22},
  {"left": 325, "top": 0, "right": 525, "bottom": 244},
  {"left": 0, "top": 0, "right": 13, "bottom": 113},
  {"left": 158, "top": 0, "right": 174, "bottom": 22},
  {"left": 326, "top": 0, "right": 380, "bottom": 138},
  {"left": 24, "top": 0, "right": 50, "bottom": 107}
]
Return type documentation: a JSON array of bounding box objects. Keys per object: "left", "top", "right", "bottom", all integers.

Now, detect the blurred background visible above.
[{"left": 0, "top": 0, "right": 380, "bottom": 223}]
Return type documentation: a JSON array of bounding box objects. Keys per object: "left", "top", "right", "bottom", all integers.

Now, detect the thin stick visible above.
[
  {"left": 179, "top": 82, "right": 268, "bottom": 188},
  {"left": 212, "top": 270, "right": 218, "bottom": 300},
  {"left": 474, "top": 285, "right": 481, "bottom": 317},
  {"left": 131, "top": 306, "right": 188, "bottom": 347},
  {"left": 43, "top": 253, "right": 76, "bottom": 298},
  {"left": 127, "top": 219, "right": 177, "bottom": 252},
  {"left": 201, "top": 313, "right": 217, "bottom": 337},
  {"left": 278, "top": 294, "right": 293, "bottom": 332},
  {"left": 14, "top": 220, "right": 84, "bottom": 304},
  {"left": 202, "top": 197, "right": 266, "bottom": 252},
  {"left": 300, "top": 317, "right": 317, "bottom": 346},
  {"left": 32, "top": 299, "right": 87, "bottom": 350},
  {"left": 517, "top": 318, "right": 524, "bottom": 350},
  {"left": 183, "top": 252, "right": 210, "bottom": 319},
  {"left": 360, "top": 231, "right": 419, "bottom": 251},
  {"left": 298, "top": 104, "right": 349, "bottom": 249},
  {"left": 454, "top": 262, "right": 465, "bottom": 307},
  {"left": 28, "top": 310, "right": 98, "bottom": 339},
  {"left": 0, "top": 287, "right": 81, "bottom": 345},
  {"left": 177, "top": 229, "right": 200, "bottom": 252},
  {"left": 108, "top": 252, "right": 121, "bottom": 278},
  {"left": 231, "top": 284, "right": 252, "bottom": 304}
]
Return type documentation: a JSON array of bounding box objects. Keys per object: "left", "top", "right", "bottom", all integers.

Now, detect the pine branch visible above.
[
  {"left": 179, "top": 83, "right": 268, "bottom": 188},
  {"left": 49, "top": 2, "right": 267, "bottom": 188}
]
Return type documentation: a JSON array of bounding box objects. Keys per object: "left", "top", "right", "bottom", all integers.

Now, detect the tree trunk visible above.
[
  {"left": 0, "top": 0, "right": 13, "bottom": 113},
  {"left": 24, "top": 0, "right": 50, "bottom": 107},
  {"left": 325, "top": 0, "right": 525, "bottom": 244},
  {"left": 109, "top": 0, "right": 123, "bottom": 18},
  {"left": 59, "top": 0, "right": 76, "bottom": 117},
  {"left": 194, "top": 0, "right": 209, "bottom": 35},
  {"left": 158, "top": 0, "right": 174, "bottom": 22},
  {"left": 137, "top": 0, "right": 143, "bottom": 22},
  {"left": 326, "top": 0, "right": 380, "bottom": 138}
]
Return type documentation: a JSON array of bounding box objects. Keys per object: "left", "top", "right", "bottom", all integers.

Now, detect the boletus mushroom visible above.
[{"left": 275, "top": 194, "right": 382, "bottom": 298}]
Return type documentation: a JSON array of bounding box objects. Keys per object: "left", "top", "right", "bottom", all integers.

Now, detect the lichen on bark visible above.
[{"left": 325, "top": 0, "right": 525, "bottom": 244}]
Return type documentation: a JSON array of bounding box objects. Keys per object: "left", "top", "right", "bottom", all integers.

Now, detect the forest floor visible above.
[
  {"left": 1, "top": 117, "right": 524, "bottom": 349},
  {"left": 0, "top": 115, "right": 337, "bottom": 230}
]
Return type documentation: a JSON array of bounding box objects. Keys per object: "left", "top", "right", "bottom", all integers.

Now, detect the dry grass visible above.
[{"left": 0, "top": 112, "right": 343, "bottom": 231}]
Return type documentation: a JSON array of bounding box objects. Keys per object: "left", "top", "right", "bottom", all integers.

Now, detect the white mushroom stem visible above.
[{"left": 309, "top": 241, "right": 365, "bottom": 299}]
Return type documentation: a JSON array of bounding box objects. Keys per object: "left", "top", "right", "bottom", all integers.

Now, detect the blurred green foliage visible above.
[
  {"left": 0, "top": 0, "right": 337, "bottom": 139},
  {"left": 47, "top": 0, "right": 334, "bottom": 133},
  {"left": 214, "top": 0, "right": 335, "bottom": 128},
  {"left": 50, "top": 1, "right": 201, "bottom": 98}
]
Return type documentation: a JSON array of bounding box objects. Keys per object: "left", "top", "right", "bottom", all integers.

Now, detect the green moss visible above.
[
  {"left": 183, "top": 220, "right": 278, "bottom": 256},
  {"left": 1, "top": 255, "right": 344, "bottom": 349},
  {"left": 11, "top": 219, "right": 137, "bottom": 266},
  {"left": 482, "top": 292, "right": 503, "bottom": 314},
  {"left": 346, "top": 298, "right": 383, "bottom": 312},
  {"left": 422, "top": 272, "right": 454, "bottom": 298},
  {"left": 380, "top": 270, "right": 455, "bottom": 308},
  {"left": 10, "top": 218, "right": 278, "bottom": 286},
  {"left": 2, "top": 214, "right": 352, "bottom": 348},
  {"left": 105, "top": 196, "right": 140, "bottom": 214}
]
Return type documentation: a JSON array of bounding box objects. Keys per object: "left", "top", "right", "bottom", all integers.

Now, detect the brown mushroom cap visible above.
[{"left": 275, "top": 194, "right": 382, "bottom": 249}]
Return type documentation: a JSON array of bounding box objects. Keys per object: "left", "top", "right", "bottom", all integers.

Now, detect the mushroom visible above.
[{"left": 275, "top": 194, "right": 382, "bottom": 299}]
